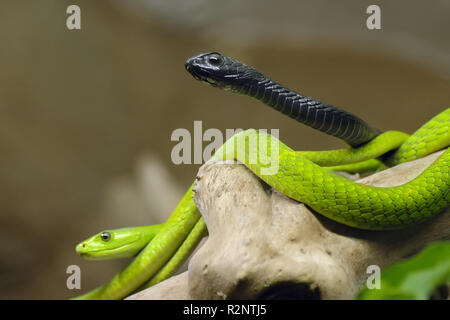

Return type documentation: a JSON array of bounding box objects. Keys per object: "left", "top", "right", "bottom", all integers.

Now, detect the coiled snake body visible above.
[{"left": 75, "top": 52, "right": 449, "bottom": 299}]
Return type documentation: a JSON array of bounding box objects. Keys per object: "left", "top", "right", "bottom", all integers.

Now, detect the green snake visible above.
[
  {"left": 74, "top": 52, "right": 449, "bottom": 299},
  {"left": 76, "top": 224, "right": 165, "bottom": 260}
]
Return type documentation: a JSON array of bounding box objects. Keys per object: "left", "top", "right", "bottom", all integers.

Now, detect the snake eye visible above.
[
  {"left": 208, "top": 54, "right": 223, "bottom": 66},
  {"left": 100, "top": 232, "right": 111, "bottom": 242}
]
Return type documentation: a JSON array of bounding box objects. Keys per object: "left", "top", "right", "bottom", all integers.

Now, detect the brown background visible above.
[{"left": 0, "top": 0, "right": 448, "bottom": 298}]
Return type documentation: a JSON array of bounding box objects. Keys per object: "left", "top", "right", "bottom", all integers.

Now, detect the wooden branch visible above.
[{"left": 127, "top": 151, "right": 449, "bottom": 299}]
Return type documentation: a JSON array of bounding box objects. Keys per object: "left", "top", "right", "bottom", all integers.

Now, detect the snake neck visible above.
[{"left": 238, "top": 78, "right": 379, "bottom": 147}]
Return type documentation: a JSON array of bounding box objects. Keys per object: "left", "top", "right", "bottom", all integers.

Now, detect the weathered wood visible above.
[{"left": 127, "top": 151, "right": 449, "bottom": 299}]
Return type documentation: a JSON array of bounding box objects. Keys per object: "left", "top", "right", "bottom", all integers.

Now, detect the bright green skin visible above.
[
  {"left": 75, "top": 132, "right": 406, "bottom": 261},
  {"left": 75, "top": 224, "right": 165, "bottom": 260},
  {"left": 217, "top": 128, "right": 448, "bottom": 230},
  {"left": 74, "top": 109, "right": 449, "bottom": 299},
  {"left": 142, "top": 218, "right": 207, "bottom": 289},
  {"left": 357, "top": 241, "right": 450, "bottom": 300},
  {"left": 326, "top": 158, "right": 386, "bottom": 174},
  {"left": 76, "top": 133, "right": 407, "bottom": 260},
  {"left": 74, "top": 185, "right": 202, "bottom": 299}
]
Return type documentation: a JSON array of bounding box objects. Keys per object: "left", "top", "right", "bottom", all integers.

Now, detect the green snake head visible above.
[
  {"left": 185, "top": 52, "right": 265, "bottom": 91},
  {"left": 75, "top": 224, "right": 164, "bottom": 260}
]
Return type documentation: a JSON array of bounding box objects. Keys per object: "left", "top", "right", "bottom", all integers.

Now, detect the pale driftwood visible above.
[
  {"left": 127, "top": 151, "right": 449, "bottom": 300},
  {"left": 126, "top": 272, "right": 189, "bottom": 300}
]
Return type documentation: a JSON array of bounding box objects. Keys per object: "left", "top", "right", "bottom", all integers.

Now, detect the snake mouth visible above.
[
  {"left": 77, "top": 240, "right": 139, "bottom": 258},
  {"left": 185, "top": 63, "right": 221, "bottom": 87},
  {"left": 185, "top": 60, "right": 201, "bottom": 79}
]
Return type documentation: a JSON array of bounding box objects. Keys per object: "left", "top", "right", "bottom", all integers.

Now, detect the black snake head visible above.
[{"left": 185, "top": 52, "right": 265, "bottom": 92}]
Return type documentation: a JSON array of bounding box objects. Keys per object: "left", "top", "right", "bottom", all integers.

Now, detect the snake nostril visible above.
[{"left": 82, "top": 243, "right": 86, "bottom": 248}]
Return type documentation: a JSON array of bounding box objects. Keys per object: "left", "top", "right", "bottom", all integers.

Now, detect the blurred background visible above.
[{"left": 0, "top": 0, "right": 449, "bottom": 299}]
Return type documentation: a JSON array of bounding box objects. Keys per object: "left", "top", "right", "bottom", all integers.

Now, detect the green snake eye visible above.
[
  {"left": 208, "top": 54, "right": 223, "bottom": 66},
  {"left": 100, "top": 232, "right": 111, "bottom": 242}
]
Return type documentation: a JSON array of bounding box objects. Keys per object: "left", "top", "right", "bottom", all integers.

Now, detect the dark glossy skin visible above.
[{"left": 185, "top": 52, "right": 379, "bottom": 147}]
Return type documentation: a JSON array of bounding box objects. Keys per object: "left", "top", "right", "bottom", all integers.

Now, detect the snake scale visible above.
[{"left": 74, "top": 52, "right": 449, "bottom": 299}]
